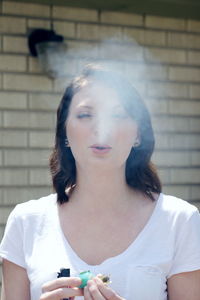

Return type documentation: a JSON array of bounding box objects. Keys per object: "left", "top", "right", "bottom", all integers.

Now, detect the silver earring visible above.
[
  {"left": 65, "top": 138, "right": 70, "bottom": 147},
  {"left": 134, "top": 140, "right": 140, "bottom": 147}
]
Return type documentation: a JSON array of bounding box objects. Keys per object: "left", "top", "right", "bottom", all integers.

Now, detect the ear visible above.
[{"left": 134, "top": 130, "right": 141, "bottom": 147}]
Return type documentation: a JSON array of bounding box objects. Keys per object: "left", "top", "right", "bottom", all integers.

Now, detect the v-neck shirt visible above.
[{"left": 1, "top": 193, "right": 200, "bottom": 300}]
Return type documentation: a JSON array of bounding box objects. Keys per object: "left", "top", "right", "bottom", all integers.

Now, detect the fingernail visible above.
[
  {"left": 88, "top": 279, "right": 96, "bottom": 287},
  {"left": 94, "top": 277, "right": 101, "bottom": 284}
]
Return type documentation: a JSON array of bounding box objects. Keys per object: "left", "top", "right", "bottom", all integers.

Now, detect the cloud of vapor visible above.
[
  {"left": 41, "top": 35, "right": 167, "bottom": 144},
  {"left": 41, "top": 35, "right": 164, "bottom": 89}
]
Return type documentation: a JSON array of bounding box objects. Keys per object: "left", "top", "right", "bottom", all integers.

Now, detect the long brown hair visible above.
[{"left": 49, "top": 65, "right": 162, "bottom": 204}]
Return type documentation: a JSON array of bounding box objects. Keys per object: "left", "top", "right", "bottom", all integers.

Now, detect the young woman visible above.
[{"left": 1, "top": 65, "right": 200, "bottom": 300}]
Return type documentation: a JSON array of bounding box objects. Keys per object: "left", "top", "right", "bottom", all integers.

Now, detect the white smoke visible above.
[{"left": 43, "top": 36, "right": 167, "bottom": 144}]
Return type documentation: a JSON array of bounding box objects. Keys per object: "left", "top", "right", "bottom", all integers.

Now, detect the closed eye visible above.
[{"left": 77, "top": 112, "right": 92, "bottom": 119}]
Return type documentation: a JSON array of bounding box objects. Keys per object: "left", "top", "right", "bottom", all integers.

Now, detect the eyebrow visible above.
[
  {"left": 77, "top": 105, "right": 93, "bottom": 109},
  {"left": 77, "top": 105, "right": 123, "bottom": 110}
]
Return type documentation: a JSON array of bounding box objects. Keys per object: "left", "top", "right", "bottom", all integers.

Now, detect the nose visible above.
[
  {"left": 92, "top": 116, "right": 102, "bottom": 136},
  {"left": 92, "top": 115, "right": 113, "bottom": 141}
]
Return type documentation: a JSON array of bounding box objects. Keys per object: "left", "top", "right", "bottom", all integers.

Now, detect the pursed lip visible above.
[{"left": 89, "top": 144, "right": 112, "bottom": 149}]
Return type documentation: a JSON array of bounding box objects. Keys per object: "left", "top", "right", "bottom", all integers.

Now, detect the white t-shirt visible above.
[{"left": 1, "top": 193, "right": 200, "bottom": 300}]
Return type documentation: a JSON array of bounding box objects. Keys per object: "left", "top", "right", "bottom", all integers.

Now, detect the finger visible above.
[
  {"left": 87, "top": 280, "right": 105, "bottom": 300},
  {"left": 94, "top": 277, "right": 124, "bottom": 300},
  {"left": 83, "top": 286, "right": 93, "bottom": 300},
  {"left": 42, "top": 277, "right": 82, "bottom": 292},
  {"left": 40, "top": 287, "right": 83, "bottom": 300}
]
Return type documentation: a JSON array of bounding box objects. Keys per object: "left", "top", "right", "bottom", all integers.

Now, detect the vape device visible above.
[{"left": 57, "top": 268, "right": 70, "bottom": 300}]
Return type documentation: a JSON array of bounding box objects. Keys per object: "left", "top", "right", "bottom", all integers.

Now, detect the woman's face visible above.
[{"left": 66, "top": 82, "right": 139, "bottom": 170}]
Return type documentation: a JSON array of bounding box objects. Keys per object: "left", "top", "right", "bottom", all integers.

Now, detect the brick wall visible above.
[{"left": 0, "top": 1, "right": 200, "bottom": 243}]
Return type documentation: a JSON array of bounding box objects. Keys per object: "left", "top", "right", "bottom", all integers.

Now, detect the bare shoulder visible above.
[
  {"left": 168, "top": 270, "right": 200, "bottom": 300},
  {"left": 2, "top": 259, "right": 30, "bottom": 300}
]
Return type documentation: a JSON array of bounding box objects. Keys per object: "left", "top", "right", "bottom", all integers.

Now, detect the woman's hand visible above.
[
  {"left": 40, "top": 277, "right": 83, "bottom": 300},
  {"left": 84, "top": 276, "right": 125, "bottom": 300}
]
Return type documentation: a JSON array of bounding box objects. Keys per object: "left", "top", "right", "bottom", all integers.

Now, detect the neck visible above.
[{"left": 68, "top": 165, "right": 137, "bottom": 212}]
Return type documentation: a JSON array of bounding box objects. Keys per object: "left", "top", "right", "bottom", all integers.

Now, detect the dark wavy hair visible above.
[{"left": 49, "top": 65, "right": 162, "bottom": 204}]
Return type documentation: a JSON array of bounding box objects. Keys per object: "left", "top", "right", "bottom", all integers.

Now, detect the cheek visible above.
[
  {"left": 114, "top": 123, "right": 138, "bottom": 144},
  {"left": 66, "top": 119, "right": 90, "bottom": 145}
]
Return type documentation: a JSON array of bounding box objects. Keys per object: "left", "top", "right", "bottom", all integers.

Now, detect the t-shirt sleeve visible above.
[
  {"left": 167, "top": 208, "right": 200, "bottom": 278},
  {"left": 0, "top": 205, "right": 26, "bottom": 268}
]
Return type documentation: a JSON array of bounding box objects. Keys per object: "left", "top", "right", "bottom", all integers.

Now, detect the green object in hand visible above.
[{"left": 78, "top": 270, "right": 94, "bottom": 288}]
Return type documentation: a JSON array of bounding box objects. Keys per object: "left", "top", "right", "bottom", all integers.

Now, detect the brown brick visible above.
[
  {"left": 3, "top": 74, "right": 52, "bottom": 92},
  {"left": 154, "top": 133, "right": 170, "bottom": 149},
  {"left": 0, "top": 112, "right": 3, "bottom": 127},
  {"left": 123, "top": 28, "right": 144, "bottom": 44},
  {"left": 101, "top": 11, "right": 143, "bottom": 26},
  {"left": 0, "top": 169, "right": 29, "bottom": 186},
  {"left": 190, "top": 186, "right": 200, "bottom": 200},
  {"left": 188, "top": 51, "right": 200, "bottom": 66},
  {"left": 0, "top": 54, "right": 26, "bottom": 72},
  {"left": 0, "top": 225, "right": 5, "bottom": 240},
  {"left": 29, "top": 168, "right": 51, "bottom": 185},
  {"left": 29, "top": 93, "right": 61, "bottom": 111},
  {"left": 3, "top": 36, "right": 28, "bottom": 54},
  {"left": 53, "top": 21, "right": 76, "bottom": 38},
  {"left": 157, "top": 168, "right": 170, "bottom": 184},
  {"left": 3, "top": 111, "right": 55, "bottom": 129},
  {"left": 53, "top": 6, "right": 98, "bottom": 22},
  {"left": 153, "top": 151, "right": 190, "bottom": 167},
  {"left": 0, "top": 206, "right": 13, "bottom": 224},
  {"left": 169, "top": 66, "right": 200, "bottom": 83},
  {"left": 191, "top": 151, "right": 200, "bottom": 166},
  {"left": 144, "top": 47, "right": 187, "bottom": 64},
  {"left": 1, "top": 187, "right": 52, "bottom": 205},
  {"left": 168, "top": 32, "right": 200, "bottom": 49},
  {"left": 169, "top": 100, "right": 200, "bottom": 116},
  {"left": 187, "top": 20, "right": 200, "bottom": 33},
  {"left": 170, "top": 134, "right": 200, "bottom": 149},
  {"left": 170, "top": 168, "right": 200, "bottom": 184},
  {"left": 0, "top": 35, "right": 2, "bottom": 51},
  {"left": 0, "top": 190, "right": 3, "bottom": 206},
  {"left": 0, "top": 16, "right": 26, "bottom": 34},
  {"left": 4, "top": 149, "right": 51, "bottom": 166},
  {"left": 189, "top": 118, "right": 200, "bottom": 132},
  {"left": 144, "top": 29, "right": 167, "bottom": 46},
  {"left": 144, "top": 65, "right": 168, "bottom": 80},
  {"left": 3, "top": 1, "right": 50, "bottom": 18},
  {"left": 0, "top": 92, "right": 27, "bottom": 109},
  {"left": 28, "top": 19, "right": 51, "bottom": 29},
  {"left": 144, "top": 98, "right": 168, "bottom": 114},
  {"left": 152, "top": 116, "right": 189, "bottom": 132},
  {"left": 77, "top": 24, "right": 122, "bottom": 41},
  {"left": 0, "top": 150, "right": 2, "bottom": 166},
  {"left": 29, "top": 131, "right": 54, "bottom": 148},
  {"left": 163, "top": 185, "right": 190, "bottom": 200},
  {"left": 147, "top": 82, "right": 188, "bottom": 98},
  {"left": 146, "top": 15, "right": 186, "bottom": 31},
  {"left": 28, "top": 57, "right": 41, "bottom": 73},
  {"left": 124, "top": 28, "right": 166, "bottom": 46},
  {"left": 189, "top": 85, "right": 200, "bottom": 99},
  {"left": 0, "top": 130, "right": 28, "bottom": 147}
]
